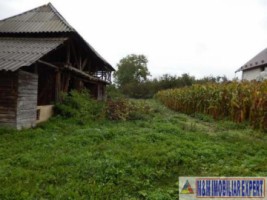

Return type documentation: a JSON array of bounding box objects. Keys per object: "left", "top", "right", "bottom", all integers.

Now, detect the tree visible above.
[{"left": 114, "top": 54, "right": 150, "bottom": 87}]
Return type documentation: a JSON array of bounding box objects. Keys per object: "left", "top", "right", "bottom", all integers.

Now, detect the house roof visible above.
[
  {"left": 236, "top": 48, "right": 267, "bottom": 72},
  {"left": 0, "top": 3, "right": 114, "bottom": 71},
  {"left": 0, "top": 3, "right": 74, "bottom": 33},
  {"left": 0, "top": 37, "right": 67, "bottom": 71}
]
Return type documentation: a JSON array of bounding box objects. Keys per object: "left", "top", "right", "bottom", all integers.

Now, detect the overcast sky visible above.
[{"left": 1, "top": 0, "right": 267, "bottom": 79}]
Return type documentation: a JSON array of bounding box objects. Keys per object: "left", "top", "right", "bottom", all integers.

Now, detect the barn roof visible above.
[
  {"left": 0, "top": 3, "right": 114, "bottom": 71},
  {"left": 0, "top": 37, "right": 67, "bottom": 71},
  {"left": 236, "top": 48, "right": 267, "bottom": 72},
  {"left": 0, "top": 3, "right": 74, "bottom": 33},
  {"left": 0, "top": 37, "right": 107, "bottom": 83}
]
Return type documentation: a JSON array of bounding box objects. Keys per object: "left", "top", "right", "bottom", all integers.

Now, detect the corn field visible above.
[{"left": 155, "top": 81, "right": 267, "bottom": 131}]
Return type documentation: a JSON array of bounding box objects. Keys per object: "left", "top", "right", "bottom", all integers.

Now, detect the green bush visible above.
[
  {"left": 55, "top": 90, "right": 105, "bottom": 123},
  {"left": 106, "top": 99, "right": 153, "bottom": 121},
  {"left": 55, "top": 90, "right": 153, "bottom": 122},
  {"left": 106, "top": 84, "right": 124, "bottom": 99}
]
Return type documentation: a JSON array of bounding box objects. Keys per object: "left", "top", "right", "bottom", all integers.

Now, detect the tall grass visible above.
[
  {"left": 1, "top": 100, "right": 267, "bottom": 199},
  {"left": 155, "top": 81, "right": 267, "bottom": 131}
]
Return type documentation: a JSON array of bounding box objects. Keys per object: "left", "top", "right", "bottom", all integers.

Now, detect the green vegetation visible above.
[
  {"left": 113, "top": 54, "right": 229, "bottom": 99},
  {"left": 0, "top": 99, "right": 267, "bottom": 199},
  {"left": 114, "top": 54, "right": 150, "bottom": 86},
  {"left": 55, "top": 90, "right": 105, "bottom": 124},
  {"left": 156, "top": 81, "right": 267, "bottom": 131}
]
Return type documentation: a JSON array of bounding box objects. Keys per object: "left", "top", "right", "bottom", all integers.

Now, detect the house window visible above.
[{"left": 261, "top": 66, "right": 265, "bottom": 72}]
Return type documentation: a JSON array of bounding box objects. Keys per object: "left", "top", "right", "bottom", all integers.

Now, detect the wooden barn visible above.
[{"left": 0, "top": 3, "right": 114, "bottom": 129}]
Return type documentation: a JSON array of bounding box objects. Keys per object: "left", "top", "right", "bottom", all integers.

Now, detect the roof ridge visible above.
[
  {"left": 0, "top": 3, "right": 49, "bottom": 22},
  {"left": 0, "top": 2, "right": 75, "bottom": 33},
  {"left": 46, "top": 3, "right": 75, "bottom": 31}
]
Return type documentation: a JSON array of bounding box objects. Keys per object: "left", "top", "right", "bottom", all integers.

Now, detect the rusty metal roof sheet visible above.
[
  {"left": 236, "top": 48, "right": 267, "bottom": 72},
  {"left": 0, "top": 37, "right": 67, "bottom": 71},
  {"left": 0, "top": 3, "right": 74, "bottom": 33}
]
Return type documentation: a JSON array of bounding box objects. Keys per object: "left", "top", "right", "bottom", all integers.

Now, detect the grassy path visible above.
[{"left": 0, "top": 100, "right": 266, "bottom": 199}]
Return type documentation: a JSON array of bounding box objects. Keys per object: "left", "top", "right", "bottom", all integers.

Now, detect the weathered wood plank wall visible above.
[
  {"left": 16, "top": 70, "right": 38, "bottom": 129},
  {"left": 0, "top": 72, "right": 18, "bottom": 127}
]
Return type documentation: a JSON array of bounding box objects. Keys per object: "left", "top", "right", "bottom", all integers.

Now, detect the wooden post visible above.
[
  {"left": 81, "top": 58, "right": 88, "bottom": 70},
  {"left": 34, "top": 63, "right": 38, "bottom": 74},
  {"left": 97, "top": 83, "right": 105, "bottom": 100},
  {"left": 63, "top": 72, "right": 71, "bottom": 92},
  {"left": 55, "top": 70, "right": 61, "bottom": 102},
  {"left": 66, "top": 43, "right": 70, "bottom": 64}
]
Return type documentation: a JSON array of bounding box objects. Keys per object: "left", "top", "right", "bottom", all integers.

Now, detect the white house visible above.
[{"left": 236, "top": 48, "right": 267, "bottom": 81}]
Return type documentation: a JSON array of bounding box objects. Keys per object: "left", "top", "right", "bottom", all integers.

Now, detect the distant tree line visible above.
[{"left": 109, "top": 54, "right": 229, "bottom": 99}]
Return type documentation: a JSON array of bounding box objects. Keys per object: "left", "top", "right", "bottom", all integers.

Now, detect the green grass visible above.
[{"left": 0, "top": 100, "right": 266, "bottom": 199}]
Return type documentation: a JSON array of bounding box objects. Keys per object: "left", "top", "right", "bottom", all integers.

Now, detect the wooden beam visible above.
[
  {"left": 79, "top": 56, "right": 82, "bottom": 70},
  {"left": 37, "top": 60, "right": 58, "bottom": 70},
  {"left": 64, "top": 64, "right": 97, "bottom": 81},
  {"left": 81, "top": 58, "right": 88, "bottom": 70}
]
